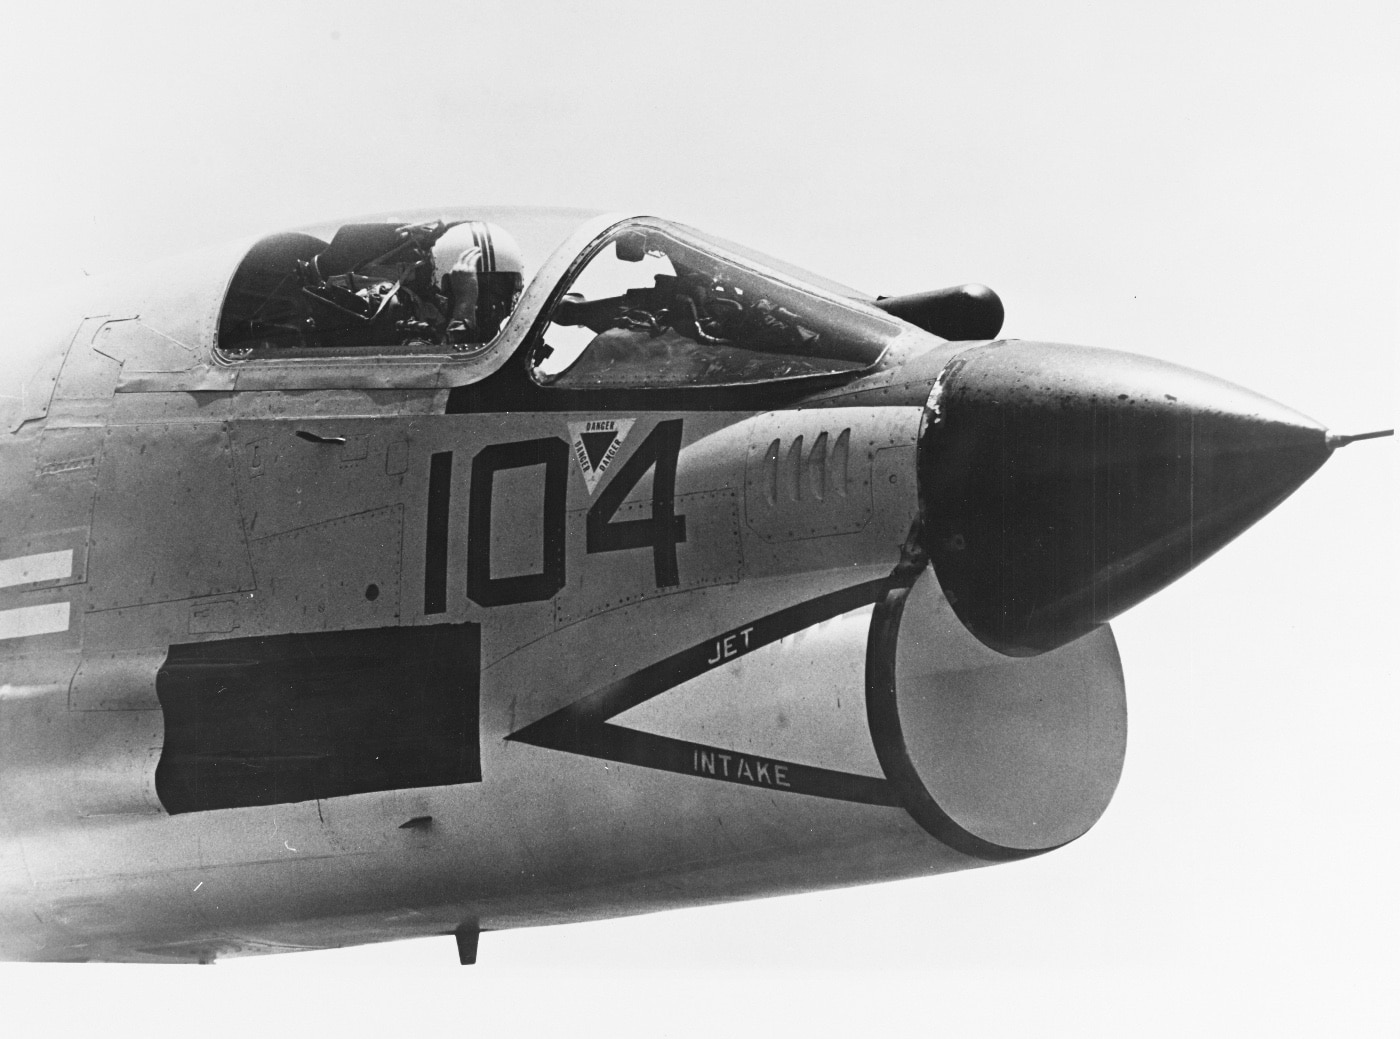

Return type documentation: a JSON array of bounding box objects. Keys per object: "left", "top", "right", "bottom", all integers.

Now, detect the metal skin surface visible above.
[{"left": 0, "top": 208, "right": 1339, "bottom": 962}]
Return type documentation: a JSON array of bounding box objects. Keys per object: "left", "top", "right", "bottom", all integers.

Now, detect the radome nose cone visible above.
[{"left": 920, "top": 342, "right": 1331, "bottom": 656}]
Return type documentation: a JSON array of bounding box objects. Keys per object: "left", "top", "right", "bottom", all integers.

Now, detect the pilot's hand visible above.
[
  {"left": 396, "top": 221, "right": 445, "bottom": 244},
  {"left": 551, "top": 294, "right": 590, "bottom": 326}
]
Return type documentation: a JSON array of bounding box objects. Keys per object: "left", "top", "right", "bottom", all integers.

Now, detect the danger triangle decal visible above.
[{"left": 568, "top": 418, "right": 635, "bottom": 493}]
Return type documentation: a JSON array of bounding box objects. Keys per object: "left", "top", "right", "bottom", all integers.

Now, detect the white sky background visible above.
[{"left": 0, "top": 0, "right": 1396, "bottom": 1034}]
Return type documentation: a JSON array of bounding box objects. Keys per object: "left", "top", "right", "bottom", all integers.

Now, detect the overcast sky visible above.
[{"left": 1, "top": 2, "right": 1395, "bottom": 1035}]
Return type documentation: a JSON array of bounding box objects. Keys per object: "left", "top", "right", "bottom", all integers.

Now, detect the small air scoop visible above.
[
  {"left": 295, "top": 430, "right": 347, "bottom": 445},
  {"left": 1327, "top": 428, "right": 1394, "bottom": 448}
]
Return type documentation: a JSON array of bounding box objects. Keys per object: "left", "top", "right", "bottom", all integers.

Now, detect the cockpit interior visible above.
[
  {"left": 215, "top": 214, "right": 913, "bottom": 393},
  {"left": 217, "top": 218, "right": 526, "bottom": 358},
  {"left": 529, "top": 224, "right": 895, "bottom": 389}
]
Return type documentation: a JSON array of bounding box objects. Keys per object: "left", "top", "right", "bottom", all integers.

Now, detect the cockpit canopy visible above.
[
  {"left": 526, "top": 221, "right": 896, "bottom": 389},
  {"left": 215, "top": 212, "right": 904, "bottom": 391}
]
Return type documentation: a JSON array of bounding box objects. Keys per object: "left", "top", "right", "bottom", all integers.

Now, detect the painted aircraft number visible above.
[
  {"left": 425, "top": 419, "right": 687, "bottom": 613},
  {"left": 585, "top": 419, "right": 687, "bottom": 588}
]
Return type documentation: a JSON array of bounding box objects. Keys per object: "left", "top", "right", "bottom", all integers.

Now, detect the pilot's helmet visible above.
[{"left": 432, "top": 221, "right": 526, "bottom": 344}]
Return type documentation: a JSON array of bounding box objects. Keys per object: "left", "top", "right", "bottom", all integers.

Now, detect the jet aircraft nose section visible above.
[{"left": 918, "top": 341, "right": 1333, "bottom": 656}]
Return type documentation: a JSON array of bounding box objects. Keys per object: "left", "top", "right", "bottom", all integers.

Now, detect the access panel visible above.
[{"left": 155, "top": 623, "right": 480, "bottom": 814}]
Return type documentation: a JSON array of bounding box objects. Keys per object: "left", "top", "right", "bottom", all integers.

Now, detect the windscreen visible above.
[{"left": 529, "top": 222, "right": 901, "bottom": 390}]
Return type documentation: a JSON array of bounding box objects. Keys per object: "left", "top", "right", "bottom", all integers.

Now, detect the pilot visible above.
[{"left": 431, "top": 221, "right": 526, "bottom": 347}]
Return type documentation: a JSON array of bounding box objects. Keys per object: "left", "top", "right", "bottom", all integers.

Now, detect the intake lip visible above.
[{"left": 919, "top": 341, "right": 1333, "bottom": 656}]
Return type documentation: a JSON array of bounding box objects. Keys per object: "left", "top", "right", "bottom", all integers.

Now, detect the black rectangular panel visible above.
[{"left": 155, "top": 623, "right": 480, "bottom": 814}]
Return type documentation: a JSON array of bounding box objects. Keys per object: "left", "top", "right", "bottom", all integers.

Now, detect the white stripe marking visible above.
[
  {"left": 0, "top": 601, "right": 71, "bottom": 640},
  {"left": 0, "top": 550, "right": 73, "bottom": 589}
]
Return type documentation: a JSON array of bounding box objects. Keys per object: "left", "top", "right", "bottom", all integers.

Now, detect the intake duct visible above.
[{"left": 866, "top": 563, "right": 1127, "bottom": 859}]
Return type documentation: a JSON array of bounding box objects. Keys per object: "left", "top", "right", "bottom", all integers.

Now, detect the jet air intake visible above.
[{"left": 917, "top": 341, "right": 1333, "bottom": 657}]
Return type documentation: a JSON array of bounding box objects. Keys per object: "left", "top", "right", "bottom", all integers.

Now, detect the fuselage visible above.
[{"left": 0, "top": 208, "right": 1329, "bottom": 961}]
